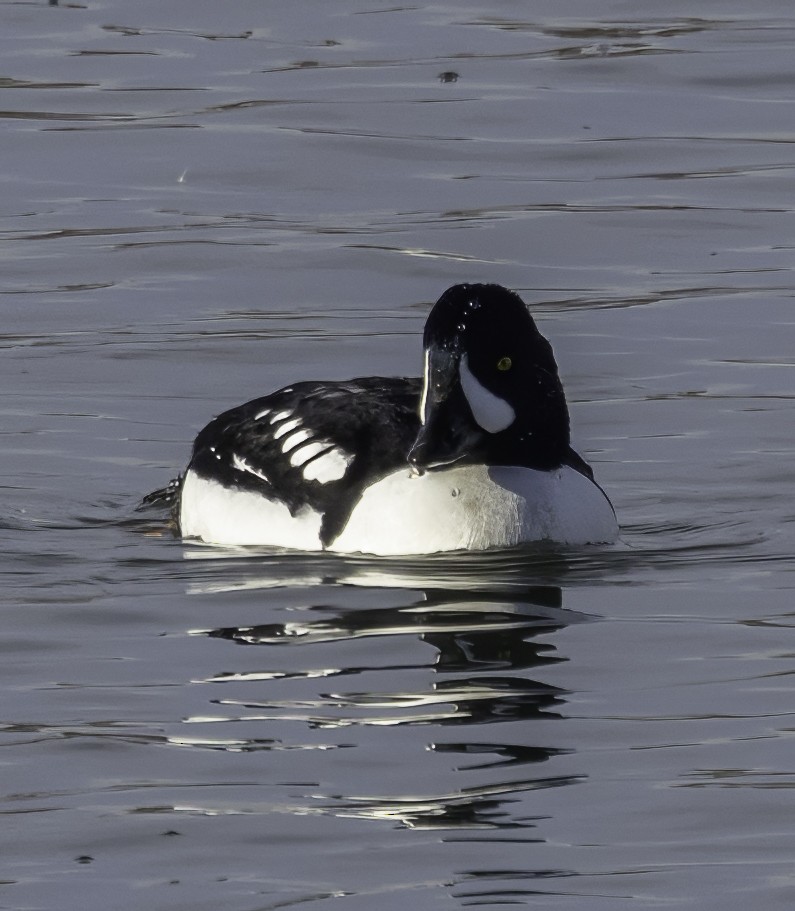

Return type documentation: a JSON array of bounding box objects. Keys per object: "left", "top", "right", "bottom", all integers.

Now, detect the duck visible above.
[{"left": 158, "top": 283, "right": 618, "bottom": 554}]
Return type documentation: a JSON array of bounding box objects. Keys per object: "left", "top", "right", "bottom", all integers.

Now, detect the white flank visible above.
[
  {"left": 180, "top": 462, "right": 618, "bottom": 555},
  {"left": 301, "top": 447, "right": 352, "bottom": 483},
  {"left": 179, "top": 469, "right": 323, "bottom": 549},
  {"left": 459, "top": 353, "right": 515, "bottom": 433},
  {"left": 232, "top": 454, "right": 270, "bottom": 484},
  {"left": 273, "top": 417, "right": 302, "bottom": 439},
  {"left": 419, "top": 348, "right": 430, "bottom": 425},
  {"left": 180, "top": 463, "right": 617, "bottom": 553}
]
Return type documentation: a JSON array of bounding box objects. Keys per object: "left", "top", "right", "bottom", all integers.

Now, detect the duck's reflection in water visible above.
[{"left": 195, "top": 575, "right": 588, "bottom": 836}]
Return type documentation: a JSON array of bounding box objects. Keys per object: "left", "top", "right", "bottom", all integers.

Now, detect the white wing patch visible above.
[
  {"left": 273, "top": 417, "right": 301, "bottom": 439},
  {"left": 269, "top": 410, "right": 292, "bottom": 425},
  {"left": 302, "top": 447, "right": 353, "bottom": 483},
  {"left": 232, "top": 454, "right": 270, "bottom": 484},
  {"left": 254, "top": 407, "right": 271, "bottom": 421},
  {"left": 459, "top": 353, "right": 515, "bottom": 433},
  {"left": 280, "top": 428, "right": 313, "bottom": 453},
  {"left": 289, "top": 441, "right": 330, "bottom": 468}
]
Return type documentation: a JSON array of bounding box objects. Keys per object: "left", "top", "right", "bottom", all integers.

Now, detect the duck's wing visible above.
[{"left": 185, "top": 377, "right": 422, "bottom": 546}]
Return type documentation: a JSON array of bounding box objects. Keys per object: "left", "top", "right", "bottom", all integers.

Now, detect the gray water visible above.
[{"left": 2, "top": 1, "right": 794, "bottom": 908}]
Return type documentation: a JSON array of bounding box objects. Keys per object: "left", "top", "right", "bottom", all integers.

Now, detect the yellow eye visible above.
[{"left": 496, "top": 356, "right": 512, "bottom": 372}]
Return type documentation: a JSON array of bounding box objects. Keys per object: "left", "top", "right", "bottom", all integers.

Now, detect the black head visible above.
[{"left": 408, "top": 283, "right": 571, "bottom": 471}]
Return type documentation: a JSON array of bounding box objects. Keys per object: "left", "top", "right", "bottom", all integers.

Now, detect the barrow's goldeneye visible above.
[{"left": 153, "top": 283, "right": 618, "bottom": 554}]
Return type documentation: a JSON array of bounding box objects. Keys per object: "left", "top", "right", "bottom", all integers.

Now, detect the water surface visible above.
[{"left": 1, "top": 2, "right": 794, "bottom": 909}]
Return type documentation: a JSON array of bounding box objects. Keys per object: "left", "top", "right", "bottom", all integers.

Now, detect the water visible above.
[{"left": 2, "top": 1, "right": 794, "bottom": 908}]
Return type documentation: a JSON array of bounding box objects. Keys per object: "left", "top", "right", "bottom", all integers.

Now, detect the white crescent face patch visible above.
[{"left": 459, "top": 353, "right": 515, "bottom": 433}]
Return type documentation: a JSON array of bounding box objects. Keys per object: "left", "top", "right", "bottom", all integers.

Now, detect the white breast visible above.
[
  {"left": 333, "top": 464, "right": 618, "bottom": 555},
  {"left": 179, "top": 464, "right": 618, "bottom": 555}
]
